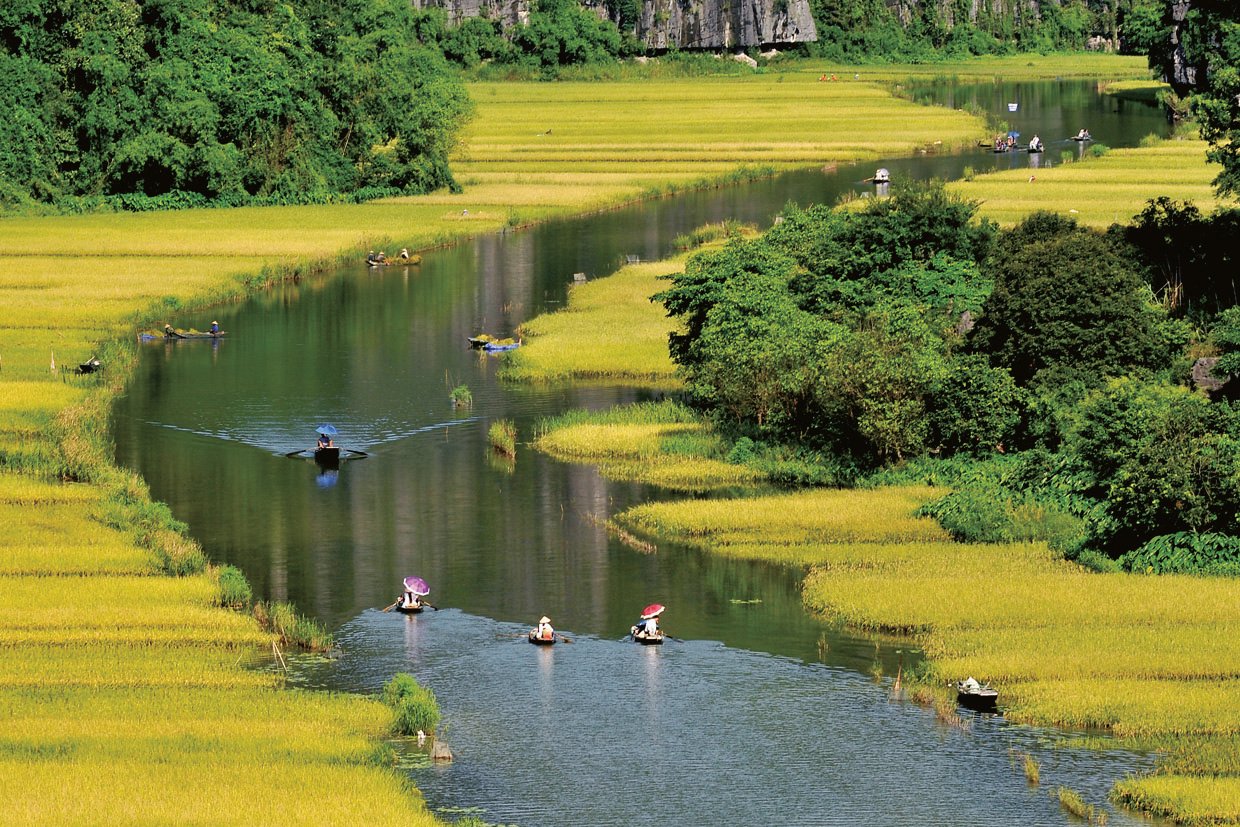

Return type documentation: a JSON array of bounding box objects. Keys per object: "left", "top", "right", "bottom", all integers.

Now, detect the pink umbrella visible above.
[
  {"left": 640, "top": 603, "right": 665, "bottom": 620},
  {"left": 403, "top": 576, "right": 430, "bottom": 596}
]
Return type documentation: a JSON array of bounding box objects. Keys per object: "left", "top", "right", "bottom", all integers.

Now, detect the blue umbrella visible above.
[{"left": 316, "top": 424, "right": 338, "bottom": 436}]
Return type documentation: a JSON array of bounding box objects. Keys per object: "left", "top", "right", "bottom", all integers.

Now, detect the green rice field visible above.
[{"left": 951, "top": 139, "right": 1224, "bottom": 227}]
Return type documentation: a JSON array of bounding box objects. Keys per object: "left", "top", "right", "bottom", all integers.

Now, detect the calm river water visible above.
[{"left": 114, "top": 80, "right": 1170, "bottom": 826}]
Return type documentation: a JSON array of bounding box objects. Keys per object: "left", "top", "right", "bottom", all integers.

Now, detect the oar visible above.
[
  {"left": 420, "top": 600, "right": 439, "bottom": 611},
  {"left": 381, "top": 600, "right": 400, "bottom": 612},
  {"left": 557, "top": 634, "right": 574, "bottom": 644}
]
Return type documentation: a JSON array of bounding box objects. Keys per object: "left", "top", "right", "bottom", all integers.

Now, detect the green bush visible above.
[
  {"left": 921, "top": 484, "right": 1086, "bottom": 552},
  {"left": 489, "top": 419, "right": 517, "bottom": 457},
  {"left": 382, "top": 673, "right": 441, "bottom": 735},
  {"left": 216, "top": 565, "right": 253, "bottom": 609},
  {"left": 1119, "top": 532, "right": 1240, "bottom": 576}
]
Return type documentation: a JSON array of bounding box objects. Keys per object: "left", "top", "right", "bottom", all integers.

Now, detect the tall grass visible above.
[{"left": 488, "top": 419, "right": 517, "bottom": 458}]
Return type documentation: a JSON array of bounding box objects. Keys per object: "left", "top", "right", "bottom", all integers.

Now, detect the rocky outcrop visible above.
[
  {"left": 626, "top": 0, "right": 816, "bottom": 50},
  {"left": 411, "top": 0, "right": 816, "bottom": 49}
]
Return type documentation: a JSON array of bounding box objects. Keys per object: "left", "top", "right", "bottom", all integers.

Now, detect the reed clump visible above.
[
  {"left": 1057, "top": 786, "right": 1107, "bottom": 824},
  {"left": 252, "top": 601, "right": 334, "bottom": 652},
  {"left": 382, "top": 673, "right": 441, "bottom": 736},
  {"left": 488, "top": 419, "right": 517, "bottom": 458}
]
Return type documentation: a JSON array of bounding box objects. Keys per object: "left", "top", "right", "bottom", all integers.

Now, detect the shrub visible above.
[
  {"left": 382, "top": 673, "right": 441, "bottom": 735},
  {"left": 1119, "top": 532, "right": 1240, "bottom": 576},
  {"left": 216, "top": 565, "right": 253, "bottom": 609}
]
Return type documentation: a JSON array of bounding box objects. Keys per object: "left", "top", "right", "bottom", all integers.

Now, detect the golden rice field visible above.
[
  {"left": 0, "top": 53, "right": 1212, "bottom": 824},
  {"left": 534, "top": 403, "right": 764, "bottom": 491},
  {"left": 950, "top": 139, "right": 1225, "bottom": 227},
  {"left": 609, "top": 485, "right": 1240, "bottom": 824},
  {"left": 501, "top": 259, "right": 685, "bottom": 384}
]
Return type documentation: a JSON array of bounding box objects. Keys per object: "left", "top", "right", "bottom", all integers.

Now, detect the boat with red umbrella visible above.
[
  {"left": 631, "top": 603, "right": 665, "bottom": 645},
  {"left": 396, "top": 576, "right": 431, "bottom": 614}
]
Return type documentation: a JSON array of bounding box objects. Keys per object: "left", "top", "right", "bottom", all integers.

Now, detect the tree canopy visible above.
[{"left": 0, "top": 0, "right": 472, "bottom": 210}]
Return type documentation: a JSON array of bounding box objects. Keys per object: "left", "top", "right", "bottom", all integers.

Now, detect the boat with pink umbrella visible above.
[
  {"left": 395, "top": 576, "right": 432, "bottom": 614},
  {"left": 630, "top": 603, "right": 665, "bottom": 645}
]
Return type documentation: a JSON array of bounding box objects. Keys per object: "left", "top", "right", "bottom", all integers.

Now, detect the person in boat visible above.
[
  {"left": 1029, "top": 135, "right": 1043, "bottom": 152},
  {"left": 209, "top": 320, "right": 220, "bottom": 336},
  {"left": 1005, "top": 134, "right": 1016, "bottom": 150},
  {"left": 993, "top": 135, "right": 1005, "bottom": 152},
  {"left": 1076, "top": 127, "right": 1091, "bottom": 140},
  {"left": 377, "top": 251, "right": 387, "bottom": 263},
  {"left": 367, "top": 250, "right": 377, "bottom": 265},
  {"left": 399, "top": 589, "right": 422, "bottom": 611},
  {"left": 399, "top": 248, "right": 410, "bottom": 260},
  {"left": 535, "top": 616, "right": 554, "bottom": 641},
  {"left": 317, "top": 432, "right": 334, "bottom": 450},
  {"left": 164, "top": 323, "right": 175, "bottom": 338},
  {"left": 631, "top": 614, "right": 659, "bottom": 639}
]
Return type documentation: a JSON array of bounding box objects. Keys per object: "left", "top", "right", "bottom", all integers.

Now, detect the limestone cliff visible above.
[{"left": 411, "top": 0, "right": 817, "bottom": 49}]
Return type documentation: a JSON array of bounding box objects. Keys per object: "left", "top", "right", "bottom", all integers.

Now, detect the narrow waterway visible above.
[{"left": 113, "top": 80, "right": 1171, "bottom": 826}]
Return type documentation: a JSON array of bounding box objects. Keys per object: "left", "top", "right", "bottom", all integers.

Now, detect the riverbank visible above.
[{"left": 0, "top": 56, "right": 1163, "bottom": 823}]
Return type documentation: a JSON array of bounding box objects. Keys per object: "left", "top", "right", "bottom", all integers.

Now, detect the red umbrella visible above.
[{"left": 640, "top": 603, "right": 665, "bottom": 620}]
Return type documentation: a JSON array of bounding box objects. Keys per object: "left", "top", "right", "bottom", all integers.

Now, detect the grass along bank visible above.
[{"left": 0, "top": 63, "right": 1014, "bottom": 823}]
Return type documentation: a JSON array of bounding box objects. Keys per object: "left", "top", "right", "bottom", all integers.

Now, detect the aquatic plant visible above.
[
  {"left": 1023, "top": 752, "right": 1040, "bottom": 786},
  {"left": 488, "top": 419, "right": 517, "bottom": 458},
  {"left": 450, "top": 384, "right": 474, "bottom": 409},
  {"left": 382, "top": 673, "right": 441, "bottom": 736},
  {"left": 1057, "top": 786, "right": 1106, "bottom": 824}
]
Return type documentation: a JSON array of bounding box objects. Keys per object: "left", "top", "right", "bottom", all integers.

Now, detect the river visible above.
[{"left": 113, "top": 79, "right": 1170, "bottom": 826}]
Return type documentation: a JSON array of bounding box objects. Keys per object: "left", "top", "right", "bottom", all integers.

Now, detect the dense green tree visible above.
[
  {"left": 926, "top": 354, "right": 1026, "bottom": 455},
  {"left": 969, "top": 212, "right": 1182, "bottom": 387},
  {"left": 1066, "top": 378, "right": 1240, "bottom": 550},
  {"left": 0, "top": 0, "right": 472, "bottom": 208},
  {"left": 1122, "top": 198, "right": 1240, "bottom": 317}
]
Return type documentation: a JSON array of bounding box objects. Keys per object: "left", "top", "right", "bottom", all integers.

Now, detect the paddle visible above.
[
  {"left": 420, "top": 600, "right": 439, "bottom": 611},
  {"left": 381, "top": 600, "right": 399, "bottom": 612}
]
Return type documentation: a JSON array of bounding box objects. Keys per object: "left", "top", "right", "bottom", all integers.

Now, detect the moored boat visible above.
[
  {"left": 483, "top": 340, "right": 521, "bottom": 352},
  {"left": 956, "top": 677, "right": 999, "bottom": 711}
]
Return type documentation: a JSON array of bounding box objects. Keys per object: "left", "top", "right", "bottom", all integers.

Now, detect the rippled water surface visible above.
[{"left": 115, "top": 80, "right": 1171, "bottom": 826}]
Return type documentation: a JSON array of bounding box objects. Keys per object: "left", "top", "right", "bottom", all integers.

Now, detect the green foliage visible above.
[
  {"left": 450, "top": 384, "right": 473, "bottom": 409},
  {"left": 921, "top": 485, "right": 1087, "bottom": 552},
  {"left": 1120, "top": 532, "right": 1240, "bottom": 576},
  {"left": 1123, "top": 198, "right": 1240, "bottom": 319},
  {"left": 216, "top": 565, "right": 252, "bottom": 609},
  {"left": 969, "top": 211, "right": 1183, "bottom": 388},
  {"left": 506, "top": 0, "right": 626, "bottom": 70},
  {"left": 926, "top": 354, "right": 1027, "bottom": 454},
  {"left": 1065, "top": 379, "right": 1240, "bottom": 551},
  {"left": 0, "top": 0, "right": 472, "bottom": 210},
  {"left": 382, "top": 673, "right": 441, "bottom": 735}
]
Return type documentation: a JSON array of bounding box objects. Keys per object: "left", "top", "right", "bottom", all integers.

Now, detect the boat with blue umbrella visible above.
[{"left": 314, "top": 424, "right": 340, "bottom": 465}]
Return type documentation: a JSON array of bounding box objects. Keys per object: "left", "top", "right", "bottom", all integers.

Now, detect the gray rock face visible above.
[
  {"left": 411, "top": 0, "right": 817, "bottom": 49},
  {"left": 629, "top": 0, "right": 816, "bottom": 50}
]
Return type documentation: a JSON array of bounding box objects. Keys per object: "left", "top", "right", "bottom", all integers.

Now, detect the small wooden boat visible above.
[
  {"left": 483, "top": 340, "right": 521, "bottom": 352},
  {"left": 632, "top": 631, "right": 664, "bottom": 646},
  {"left": 467, "top": 336, "right": 490, "bottom": 348},
  {"left": 314, "top": 446, "right": 341, "bottom": 465},
  {"left": 396, "top": 600, "right": 425, "bottom": 614},
  {"left": 956, "top": 677, "right": 999, "bottom": 711},
  {"left": 1071, "top": 134, "right": 1093, "bottom": 142},
  {"left": 1028, "top": 145, "right": 1044, "bottom": 154},
  {"left": 139, "top": 330, "right": 227, "bottom": 342},
  {"left": 872, "top": 168, "right": 890, "bottom": 184},
  {"left": 527, "top": 631, "right": 557, "bottom": 645}
]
